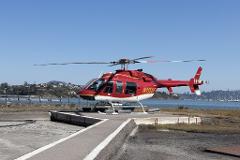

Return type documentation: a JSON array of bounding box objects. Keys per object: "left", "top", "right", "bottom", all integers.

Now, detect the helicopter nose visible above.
[{"left": 79, "top": 89, "right": 96, "bottom": 100}]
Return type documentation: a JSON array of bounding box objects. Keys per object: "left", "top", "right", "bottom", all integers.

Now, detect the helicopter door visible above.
[
  {"left": 125, "top": 82, "right": 137, "bottom": 96},
  {"left": 114, "top": 81, "right": 123, "bottom": 96}
]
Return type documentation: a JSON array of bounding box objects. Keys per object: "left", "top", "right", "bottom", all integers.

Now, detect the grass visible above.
[
  {"left": 139, "top": 108, "right": 240, "bottom": 134},
  {"left": 139, "top": 123, "right": 240, "bottom": 134},
  {"left": 160, "top": 108, "right": 240, "bottom": 118}
]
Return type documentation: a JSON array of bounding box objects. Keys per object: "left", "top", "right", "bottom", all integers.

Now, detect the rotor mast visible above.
[
  {"left": 121, "top": 63, "right": 128, "bottom": 70},
  {"left": 112, "top": 57, "right": 151, "bottom": 70},
  {"left": 118, "top": 59, "right": 131, "bottom": 70}
]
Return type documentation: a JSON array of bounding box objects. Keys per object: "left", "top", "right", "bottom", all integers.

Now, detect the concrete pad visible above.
[{"left": 16, "top": 119, "right": 128, "bottom": 160}]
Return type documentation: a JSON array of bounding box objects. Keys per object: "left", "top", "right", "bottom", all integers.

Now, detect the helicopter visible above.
[{"left": 35, "top": 56, "right": 206, "bottom": 114}]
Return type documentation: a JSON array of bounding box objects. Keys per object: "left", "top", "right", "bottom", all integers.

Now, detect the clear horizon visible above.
[{"left": 0, "top": 0, "right": 240, "bottom": 92}]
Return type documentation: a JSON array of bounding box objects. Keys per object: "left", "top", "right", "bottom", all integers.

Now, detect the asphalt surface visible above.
[{"left": 113, "top": 129, "right": 240, "bottom": 160}]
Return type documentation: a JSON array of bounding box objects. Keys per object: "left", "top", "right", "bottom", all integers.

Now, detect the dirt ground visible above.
[{"left": 113, "top": 128, "right": 240, "bottom": 160}]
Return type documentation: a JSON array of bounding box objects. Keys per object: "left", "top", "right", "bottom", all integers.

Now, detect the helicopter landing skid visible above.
[
  {"left": 97, "top": 101, "right": 147, "bottom": 115},
  {"left": 109, "top": 102, "right": 119, "bottom": 115},
  {"left": 98, "top": 111, "right": 107, "bottom": 115},
  {"left": 136, "top": 101, "right": 148, "bottom": 114},
  {"left": 97, "top": 102, "right": 119, "bottom": 115}
]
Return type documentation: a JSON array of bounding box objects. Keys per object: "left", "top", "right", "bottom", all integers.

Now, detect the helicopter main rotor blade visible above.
[
  {"left": 34, "top": 57, "right": 205, "bottom": 68},
  {"left": 132, "top": 56, "right": 153, "bottom": 61},
  {"left": 141, "top": 59, "right": 206, "bottom": 63},
  {"left": 132, "top": 59, "right": 206, "bottom": 64},
  {"left": 34, "top": 62, "right": 110, "bottom": 66}
]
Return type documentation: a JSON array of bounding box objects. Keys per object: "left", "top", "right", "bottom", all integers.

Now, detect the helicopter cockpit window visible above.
[
  {"left": 125, "top": 82, "right": 137, "bottom": 95},
  {"left": 87, "top": 79, "right": 104, "bottom": 91},
  {"left": 103, "top": 81, "right": 113, "bottom": 94}
]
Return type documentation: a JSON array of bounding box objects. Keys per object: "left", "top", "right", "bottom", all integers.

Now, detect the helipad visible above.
[{"left": 15, "top": 112, "right": 201, "bottom": 160}]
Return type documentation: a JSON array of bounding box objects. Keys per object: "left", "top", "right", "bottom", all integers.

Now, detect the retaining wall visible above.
[
  {"left": 49, "top": 111, "right": 102, "bottom": 127},
  {"left": 134, "top": 116, "right": 201, "bottom": 125}
]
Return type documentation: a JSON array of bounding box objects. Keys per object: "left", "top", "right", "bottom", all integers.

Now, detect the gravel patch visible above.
[{"left": 113, "top": 129, "right": 240, "bottom": 160}]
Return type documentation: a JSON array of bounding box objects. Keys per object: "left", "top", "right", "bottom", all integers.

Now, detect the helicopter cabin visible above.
[{"left": 79, "top": 70, "right": 158, "bottom": 102}]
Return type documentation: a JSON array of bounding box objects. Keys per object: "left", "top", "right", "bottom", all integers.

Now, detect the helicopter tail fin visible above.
[{"left": 189, "top": 67, "right": 203, "bottom": 96}]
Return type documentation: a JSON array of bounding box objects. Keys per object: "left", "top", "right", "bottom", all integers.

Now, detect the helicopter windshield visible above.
[{"left": 87, "top": 78, "right": 104, "bottom": 91}]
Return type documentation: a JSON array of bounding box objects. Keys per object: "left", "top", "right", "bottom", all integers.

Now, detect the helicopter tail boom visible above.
[{"left": 157, "top": 67, "right": 204, "bottom": 95}]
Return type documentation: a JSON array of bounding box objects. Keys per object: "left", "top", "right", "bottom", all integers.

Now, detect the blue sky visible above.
[{"left": 0, "top": 0, "right": 239, "bottom": 92}]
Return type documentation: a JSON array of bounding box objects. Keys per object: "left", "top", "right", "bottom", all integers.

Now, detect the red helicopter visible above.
[{"left": 36, "top": 56, "right": 205, "bottom": 114}]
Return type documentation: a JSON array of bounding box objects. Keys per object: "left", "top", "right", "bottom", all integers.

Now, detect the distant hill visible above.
[
  {"left": 179, "top": 90, "right": 240, "bottom": 101},
  {"left": 152, "top": 91, "right": 180, "bottom": 99},
  {"left": 151, "top": 90, "right": 240, "bottom": 101},
  {"left": 0, "top": 81, "right": 82, "bottom": 98}
]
